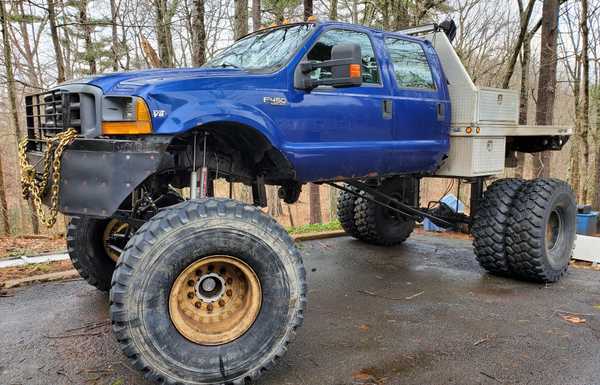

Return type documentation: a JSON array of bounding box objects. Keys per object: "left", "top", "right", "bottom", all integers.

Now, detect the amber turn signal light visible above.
[
  {"left": 349, "top": 64, "right": 361, "bottom": 79},
  {"left": 102, "top": 98, "right": 152, "bottom": 135}
]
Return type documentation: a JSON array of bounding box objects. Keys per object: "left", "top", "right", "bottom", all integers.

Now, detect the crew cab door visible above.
[
  {"left": 280, "top": 27, "right": 395, "bottom": 182},
  {"left": 382, "top": 35, "right": 450, "bottom": 170}
]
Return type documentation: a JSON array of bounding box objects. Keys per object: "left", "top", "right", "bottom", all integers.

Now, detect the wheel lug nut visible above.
[
  {"left": 226, "top": 289, "right": 232, "bottom": 297},
  {"left": 195, "top": 269, "right": 202, "bottom": 276},
  {"left": 194, "top": 302, "right": 201, "bottom": 309},
  {"left": 208, "top": 265, "right": 214, "bottom": 271},
  {"left": 187, "top": 279, "right": 195, "bottom": 287},
  {"left": 207, "top": 304, "right": 213, "bottom": 312},
  {"left": 220, "top": 268, "right": 226, "bottom": 274},
  {"left": 226, "top": 277, "right": 233, "bottom": 284},
  {"left": 218, "top": 299, "right": 225, "bottom": 307},
  {"left": 187, "top": 292, "right": 194, "bottom": 299}
]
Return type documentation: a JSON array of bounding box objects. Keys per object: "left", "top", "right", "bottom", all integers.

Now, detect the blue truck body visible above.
[
  {"left": 73, "top": 21, "right": 451, "bottom": 182},
  {"left": 23, "top": 21, "right": 454, "bottom": 218}
]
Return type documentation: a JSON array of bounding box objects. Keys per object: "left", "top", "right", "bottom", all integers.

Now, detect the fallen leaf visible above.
[
  {"left": 358, "top": 324, "right": 370, "bottom": 332},
  {"left": 352, "top": 368, "right": 376, "bottom": 382},
  {"left": 561, "top": 315, "right": 586, "bottom": 325}
]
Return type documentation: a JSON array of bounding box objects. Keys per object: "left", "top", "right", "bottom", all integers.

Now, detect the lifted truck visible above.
[{"left": 20, "top": 20, "right": 575, "bottom": 385}]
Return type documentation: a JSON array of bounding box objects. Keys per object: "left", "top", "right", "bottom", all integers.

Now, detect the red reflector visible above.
[{"left": 349, "top": 64, "right": 361, "bottom": 78}]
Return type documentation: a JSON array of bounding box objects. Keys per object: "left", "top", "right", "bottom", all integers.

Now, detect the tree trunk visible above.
[
  {"left": 303, "top": 0, "right": 313, "bottom": 20},
  {"left": 155, "top": 0, "right": 174, "bottom": 67},
  {"left": 309, "top": 183, "right": 322, "bottom": 224},
  {"left": 1, "top": 0, "right": 39, "bottom": 234},
  {"left": 329, "top": 0, "right": 337, "bottom": 20},
  {"left": 267, "top": 186, "right": 283, "bottom": 217},
  {"left": 17, "top": 0, "right": 41, "bottom": 87},
  {"left": 534, "top": 0, "right": 561, "bottom": 178},
  {"left": 0, "top": 151, "right": 9, "bottom": 235},
  {"left": 515, "top": 33, "right": 532, "bottom": 179},
  {"left": 252, "top": 0, "right": 260, "bottom": 31},
  {"left": 0, "top": 0, "right": 13, "bottom": 234},
  {"left": 191, "top": 0, "right": 206, "bottom": 66},
  {"left": 592, "top": 91, "right": 600, "bottom": 209},
  {"left": 234, "top": 0, "right": 248, "bottom": 40},
  {"left": 501, "top": 0, "right": 536, "bottom": 89},
  {"left": 580, "top": 0, "right": 590, "bottom": 203},
  {"left": 78, "top": 0, "right": 96, "bottom": 74},
  {"left": 47, "top": 0, "right": 66, "bottom": 83},
  {"left": 392, "top": 1, "right": 410, "bottom": 30},
  {"left": 110, "top": 0, "right": 119, "bottom": 71}
]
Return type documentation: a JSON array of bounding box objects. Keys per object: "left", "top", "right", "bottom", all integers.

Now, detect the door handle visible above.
[
  {"left": 382, "top": 100, "right": 392, "bottom": 120},
  {"left": 437, "top": 102, "right": 445, "bottom": 121}
]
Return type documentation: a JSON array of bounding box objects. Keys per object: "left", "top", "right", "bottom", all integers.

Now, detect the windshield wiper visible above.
[{"left": 219, "top": 62, "right": 240, "bottom": 69}]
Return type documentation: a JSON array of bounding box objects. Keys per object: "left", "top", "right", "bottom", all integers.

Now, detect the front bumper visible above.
[{"left": 26, "top": 137, "right": 172, "bottom": 218}]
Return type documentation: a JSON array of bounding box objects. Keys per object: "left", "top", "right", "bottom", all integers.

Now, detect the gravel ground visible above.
[{"left": 1, "top": 234, "right": 599, "bottom": 385}]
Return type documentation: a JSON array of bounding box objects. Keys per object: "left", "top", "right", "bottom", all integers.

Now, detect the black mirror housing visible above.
[{"left": 294, "top": 43, "right": 363, "bottom": 90}]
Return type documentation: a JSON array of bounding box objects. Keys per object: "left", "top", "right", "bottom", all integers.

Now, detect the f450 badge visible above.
[{"left": 263, "top": 96, "right": 287, "bottom": 106}]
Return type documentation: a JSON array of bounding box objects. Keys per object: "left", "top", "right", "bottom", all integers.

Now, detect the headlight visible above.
[{"left": 101, "top": 96, "right": 152, "bottom": 135}]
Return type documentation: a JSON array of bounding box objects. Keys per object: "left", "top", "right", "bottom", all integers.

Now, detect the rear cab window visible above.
[
  {"left": 305, "top": 28, "right": 381, "bottom": 86},
  {"left": 384, "top": 37, "right": 436, "bottom": 91}
]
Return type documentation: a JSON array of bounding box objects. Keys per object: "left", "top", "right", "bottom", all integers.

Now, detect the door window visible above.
[
  {"left": 385, "top": 38, "right": 435, "bottom": 90},
  {"left": 306, "top": 29, "right": 380, "bottom": 85}
]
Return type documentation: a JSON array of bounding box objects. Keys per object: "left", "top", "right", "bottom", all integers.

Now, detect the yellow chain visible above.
[{"left": 18, "top": 128, "right": 78, "bottom": 228}]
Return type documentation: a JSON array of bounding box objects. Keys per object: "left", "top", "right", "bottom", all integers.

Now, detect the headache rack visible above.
[{"left": 25, "top": 90, "right": 82, "bottom": 150}]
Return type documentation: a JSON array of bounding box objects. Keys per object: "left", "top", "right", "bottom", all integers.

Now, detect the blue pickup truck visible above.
[{"left": 20, "top": 20, "right": 575, "bottom": 385}]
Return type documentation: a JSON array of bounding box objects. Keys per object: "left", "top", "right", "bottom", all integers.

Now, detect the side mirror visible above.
[{"left": 294, "top": 43, "right": 363, "bottom": 90}]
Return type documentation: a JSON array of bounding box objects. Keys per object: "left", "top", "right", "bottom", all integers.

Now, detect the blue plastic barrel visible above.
[{"left": 576, "top": 211, "right": 598, "bottom": 235}]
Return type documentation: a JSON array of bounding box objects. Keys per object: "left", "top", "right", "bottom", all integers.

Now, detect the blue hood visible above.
[{"left": 63, "top": 67, "right": 246, "bottom": 93}]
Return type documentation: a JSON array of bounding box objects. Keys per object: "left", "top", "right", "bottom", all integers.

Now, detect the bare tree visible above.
[
  {"left": 191, "top": 0, "right": 206, "bottom": 66},
  {"left": 580, "top": 0, "right": 590, "bottom": 202},
  {"left": 110, "top": 0, "right": 120, "bottom": 71},
  {"left": 78, "top": 0, "right": 96, "bottom": 74},
  {"left": 329, "top": 0, "right": 337, "bottom": 20},
  {"left": 534, "top": 0, "right": 561, "bottom": 178},
  {"left": 510, "top": 0, "right": 542, "bottom": 178},
  {"left": 47, "top": 0, "right": 66, "bottom": 82},
  {"left": 501, "top": 0, "right": 537, "bottom": 89},
  {"left": 0, "top": 0, "right": 14, "bottom": 234},
  {"left": 234, "top": 0, "right": 248, "bottom": 39},
  {"left": 309, "top": 183, "right": 322, "bottom": 224},
  {"left": 252, "top": 0, "right": 261, "bottom": 31},
  {"left": 303, "top": 0, "right": 313, "bottom": 20},
  {"left": 155, "top": 0, "right": 175, "bottom": 67}
]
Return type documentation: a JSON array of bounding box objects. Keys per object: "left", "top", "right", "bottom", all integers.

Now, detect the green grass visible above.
[{"left": 286, "top": 220, "right": 342, "bottom": 235}]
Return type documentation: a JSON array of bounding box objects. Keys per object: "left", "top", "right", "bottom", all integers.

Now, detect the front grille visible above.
[{"left": 25, "top": 90, "right": 82, "bottom": 150}]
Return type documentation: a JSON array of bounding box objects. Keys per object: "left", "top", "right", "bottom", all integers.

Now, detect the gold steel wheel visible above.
[
  {"left": 169, "top": 255, "right": 262, "bottom": 345},
  {"left": 102, "top": 219, "right": 130, "bottom": 262}
]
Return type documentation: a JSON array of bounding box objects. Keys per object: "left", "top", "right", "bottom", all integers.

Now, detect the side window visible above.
[
  {"left": 306, "top": 29, "right": 380, "bottom": 85},
  {"left": 384, "top": 37, "right": 435, "bottom": 90}
]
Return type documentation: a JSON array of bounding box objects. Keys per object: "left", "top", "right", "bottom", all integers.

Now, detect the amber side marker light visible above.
[
  {"left": 102, "top": 98, "right": 152, "bottom": 135},
  {"left": 349, "top": 64, "right": 362, "bottom": 79}
]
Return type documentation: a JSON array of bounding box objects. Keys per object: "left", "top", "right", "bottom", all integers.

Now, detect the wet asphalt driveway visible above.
[{"left": 1, "top": 234, "right": 600, "bottom": 385}]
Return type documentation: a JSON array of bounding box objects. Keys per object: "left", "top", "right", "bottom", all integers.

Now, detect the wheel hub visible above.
[
  {"left": 169, "top": 255, "right": 262, "bottom": 345},
  {"left": 195, "top": 273, "right": 225, "bottom": 303}
]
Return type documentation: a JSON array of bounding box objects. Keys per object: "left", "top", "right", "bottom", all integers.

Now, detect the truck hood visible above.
[{"left": 62, "top": 67, "right": 246, "bottom": 93}]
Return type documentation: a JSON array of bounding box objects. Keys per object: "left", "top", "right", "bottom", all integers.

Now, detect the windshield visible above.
[{"left": 204, "top": 24, "right": 315, "bottom": 72}]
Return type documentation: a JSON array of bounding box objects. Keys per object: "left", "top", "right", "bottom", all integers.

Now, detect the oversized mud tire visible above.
[
  {"left": 506, "top": 178, "right": 576, "bottom": 282},
  {"left": 67, "top": 217, "right": 117, "bottom": 292},
  {"left": 354, "top": 179, "right": 415, "bottom": 246},
  {"left": 337, "top": 187, "right": 361, "bottom": 238},
  {"left": 472, "top": 178, "right": 525, "bottom": 276},
  {"left": 110, "top": 198, "right": 306, "bottom": 385}
]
